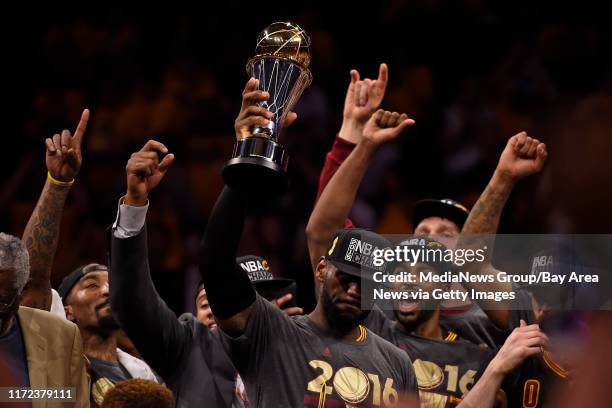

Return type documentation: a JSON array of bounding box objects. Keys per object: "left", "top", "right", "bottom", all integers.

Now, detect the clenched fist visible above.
[
  {"left": 362, "top": 109, "right": 415, "bottom": 148},
  {"left": 124, "top": 140, "right": 175, "bottom": 206},
  {"left": 496, "top": 132, "right": 548, "bottom": 182}
]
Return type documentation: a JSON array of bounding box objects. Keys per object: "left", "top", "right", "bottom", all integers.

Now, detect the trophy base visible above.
[{"left": 222, "top": 136, "right": 289, "bottom": 193}]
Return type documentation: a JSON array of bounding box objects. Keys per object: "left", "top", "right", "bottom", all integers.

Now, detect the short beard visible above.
[
  {"left": 96, "top": 314, "right": 120, "bottom": 337},
  {"left": 321, "top": 287, "right": 364, "bottom": 335},
  {"left": 395, "top": 307, "right": 436, "bottom": 333}
]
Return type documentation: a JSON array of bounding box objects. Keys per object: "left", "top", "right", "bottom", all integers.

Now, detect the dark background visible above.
[{"left": 2, "top": 1, "right": 611, "bottom": 314}]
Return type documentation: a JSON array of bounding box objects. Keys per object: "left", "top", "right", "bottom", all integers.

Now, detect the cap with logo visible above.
[
  {"left": 325, "top": 229, "right": 391, "bottom": 279},
  {"left": 236, "top": 255, "right": 297, "bottom": 305},
  {"left": 413, "top": 198, "right": 470, "bottom": 230},
  {"left": 516, "top": 243, "right": 602, "bottom": 310},
  {"left": 57, "top": 263, "right": 109, "bottom": 302}
]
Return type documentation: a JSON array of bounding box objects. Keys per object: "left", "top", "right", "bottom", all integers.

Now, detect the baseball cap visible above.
[
  {"left": 324, "top": 229, "right": 391, "bottom": 279},
  {"left": 413, "top": 198, "right": 470, "bottom": 230},
  {"left": 516, "top": 243, "right": 602, "bottom": 310},
  {"left": 57, "top": 263, "right": 109, "bottom": 302},
  {"left": 236, "top": 255, "right": 297, "bottom": 304}
]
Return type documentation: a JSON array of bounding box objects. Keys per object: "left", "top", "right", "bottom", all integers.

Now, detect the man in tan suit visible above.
[{"left": 1, "top": 232, "right": 89, "bottom": 407}]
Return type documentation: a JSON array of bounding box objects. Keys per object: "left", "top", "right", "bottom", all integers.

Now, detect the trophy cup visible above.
[{"left": 222, "top": 22, "right": 312, "bottom": 192}]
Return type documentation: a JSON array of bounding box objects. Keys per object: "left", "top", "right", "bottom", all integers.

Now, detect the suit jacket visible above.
[
  {"left": 18, "top": 306, "right": 89, "bottom": 408},
  {"left": 108, "top": 226, "right": 241, "bottom": 408}
]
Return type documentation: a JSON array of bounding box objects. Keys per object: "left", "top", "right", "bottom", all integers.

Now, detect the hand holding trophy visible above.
[{"left": 223, "top": 22, "right": 312, "bottom": 192}]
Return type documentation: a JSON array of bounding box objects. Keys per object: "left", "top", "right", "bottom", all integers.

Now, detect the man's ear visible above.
[
  {"left": 315, "top": 257, "right": 327, "bottom": 285},
  {"left": 64, "top": 305, "right": 75, "bottom": 322}
]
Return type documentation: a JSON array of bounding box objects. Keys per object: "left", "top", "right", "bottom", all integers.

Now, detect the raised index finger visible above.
[{"left": 73, "top": 109, "right": 90, "bottom": 149}]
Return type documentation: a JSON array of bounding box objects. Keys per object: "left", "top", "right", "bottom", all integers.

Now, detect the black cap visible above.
[
  {"left": 236, "top": 255, "right": 297, "bottom": 303},
  {"left": 324, "top": 229, "right": 391, "bottom": 278},
  {"left": 413, "top": 199, "right": 470, "bottom": 230},
  {"left": 57, "top": 263, "right": 109, "bottom": 302}
]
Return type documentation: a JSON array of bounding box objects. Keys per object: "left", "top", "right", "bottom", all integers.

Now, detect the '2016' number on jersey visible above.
[{"left": 307, "top": 359, "right": 399, "bottom": 406}]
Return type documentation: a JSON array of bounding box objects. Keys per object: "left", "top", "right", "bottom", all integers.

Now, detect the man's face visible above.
[
  {"left": 195, "top": 288, "right": 217, "bottom": 331},
  {"left": 414, "top": 217, "right": 460, "bottom": 249},
  {"left": 319, "top": 262, "right": 367, "bottom": 332},
  {"left": 0, "top": 268, "right": 20, "bottom": 335},
  {"left": 65, "top": 270, "right": 118, "bottom": 335},
  {"left": 393, "top": 262, "right": 443, "bottom": 332}
]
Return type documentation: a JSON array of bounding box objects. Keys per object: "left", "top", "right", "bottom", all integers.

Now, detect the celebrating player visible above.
[
  {"left": 198, "top": 77, "right": 419, "bottom": 407},
  {"left": 456, "top": 132, "right": 564, "bottom": 407}
]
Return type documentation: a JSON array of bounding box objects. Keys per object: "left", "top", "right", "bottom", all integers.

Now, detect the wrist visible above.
[
  {"left": 491, "top": 169, "right": 518, "bottom": 193},
  {"left": 47, "top": 172, "right": 74, "bottom": 188},
  {"left": 359, "top": 135, "right": 382, "bottom": 152},
  {"left": 355, "top": 137, "right": 379, "bottom": 159},
  {"left": 338, "top": 119, "right": 364, "bottom": 144},
  {"left": 486, "top": 357, "right": 508, "bottom": 378},
  {"left": 124, "top": 192, "right": 148, "bottom": 207}
]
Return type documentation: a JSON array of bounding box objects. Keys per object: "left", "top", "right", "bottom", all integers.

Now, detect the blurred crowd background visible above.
[{"left": 2, "top": 1, "right": 611, "bottom": 313}]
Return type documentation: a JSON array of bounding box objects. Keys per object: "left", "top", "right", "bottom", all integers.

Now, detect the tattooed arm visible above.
[
  {"left": 20, "top": 109, "right": 89, "bottom": 310},
  {"left": 458, "top": 132, "right": 547, "bottom": 328}
]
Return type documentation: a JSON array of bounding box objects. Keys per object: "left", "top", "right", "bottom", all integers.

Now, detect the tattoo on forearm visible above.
[
  {"left": 462, "top": 182, "right": 511, "bottom": 235},
  {"left": 22, "top": 180, "right": 69, "bottom": 300}
]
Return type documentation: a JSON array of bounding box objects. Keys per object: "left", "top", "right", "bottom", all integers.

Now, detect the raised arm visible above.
[
  {"left": 108, "top": 140, "right": 187, "bottom": 379},
  {"left": 306, "top": 103, "right": 414, "bottom": 289},
  {"left": 21, "top": 109, "right": 89, "bottom": 310},
  {"left": 458, "top": 132, "right": 547, "bottom": 328},
  {"left": 306, "top": 65, "right": 389, "bottom": 267},
  {"left": 199, "top": 78, "right": 296, "bottom": 337}
]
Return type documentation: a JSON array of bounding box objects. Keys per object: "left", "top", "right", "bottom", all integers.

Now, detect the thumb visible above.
[
  {"left": 283, "top": 111, "right": 298, "bottom": 128},
  {"left": 158, "top": 153, "right": 175, "bottom": 173},
  {"left": 392, "top": 118, "right": 416, "bottom": 136},
  {"left": 520, "top": 319, "right": 527, "bottom": 328},
  {"left": 535, "top": 144, "right": 547, "bottom": 168}
]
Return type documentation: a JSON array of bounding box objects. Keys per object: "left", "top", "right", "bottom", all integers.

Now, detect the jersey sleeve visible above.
[{"left": 316, "top": 135, "right": 356, "bottom": 229}]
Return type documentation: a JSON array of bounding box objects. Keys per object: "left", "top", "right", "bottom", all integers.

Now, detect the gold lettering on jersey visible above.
[
  {"left": 307, "top": 359, "right": 400, "bottom": 406},
  {"left": 458, "top": 369, "right": 476, "bottom": 395},
  {"left": 414, "top": 359, "right": 444, "bottom": 389},
  {"left": 523, "top": 379, "right": 540, "bottom": 408},
  {"left": 307, "top": 360, "right": 334, "bottom": 395},
  {"left": 412, "top": 360, "right": 480, "bottom": 403},
  {"left": 92, "top": 377, "right": 115, "bottom": 406},
  {"left": 333, "top": 367, "right": 370, "bottom": 405},
  {"left": 419, "top": 391, "right": 449, "bottom": 408}
]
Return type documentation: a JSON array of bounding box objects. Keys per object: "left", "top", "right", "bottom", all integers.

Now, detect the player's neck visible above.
[
  {"left": 414, "top": 310, "right": 443, "bottom": 340},
  {"left": 82, "top": 329, "right": 119, "bottom": 363}
]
